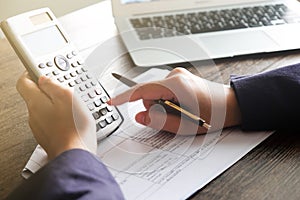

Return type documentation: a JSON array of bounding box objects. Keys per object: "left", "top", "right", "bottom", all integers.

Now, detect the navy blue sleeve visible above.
[
  {"left": 230, "top": 64, "right": 300, "bottom": 131},
  {"left": 6, "top": 149, "right": 124, "bottom": 200}
]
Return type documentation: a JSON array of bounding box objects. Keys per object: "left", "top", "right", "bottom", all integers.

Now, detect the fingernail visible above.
[
  {"left": 135, "top": 114, "right": 144, "bottom": 124},
  {"left": 144, "top": 115, "right": 150, "bottom": 125},
  {"left": 38, "top": 76, "right": 47, "bottom": 85},
  {"left": 136, "top": 113, "right": 149, "bottom": 125},
  {"left": 137, "top": 113, "right": 151, "bottom": 125}
]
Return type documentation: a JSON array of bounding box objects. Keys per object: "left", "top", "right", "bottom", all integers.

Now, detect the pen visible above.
[{"left": 112, "top": 72, "right": 211, "bottom": 130}]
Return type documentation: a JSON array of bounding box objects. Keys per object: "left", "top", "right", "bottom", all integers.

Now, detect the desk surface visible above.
[{"left": 1, "top": 1, "right": 300, "bottom": 199}]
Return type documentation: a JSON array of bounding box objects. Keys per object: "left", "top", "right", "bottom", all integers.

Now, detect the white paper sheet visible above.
[{"left": 22, "top": 68, "right": 273, "bottom": 200}]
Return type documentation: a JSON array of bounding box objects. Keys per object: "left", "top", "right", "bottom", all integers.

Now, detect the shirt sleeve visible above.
[
  {"left": 230, "top": 64, "right": 300, "bottom": 131},
  {"left": 6, "top": 149, "right": 125, "bottom": 200}
]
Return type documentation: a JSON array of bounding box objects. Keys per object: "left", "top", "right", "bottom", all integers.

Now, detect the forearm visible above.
[
  {"left": 7, "top": 149, "right": 124, "bottom": 200},
  {"left": 224, "top": 85, "right": 242, "bottom": 128},
  {"left": 230, "top": 64, "right": 300, "bottom": 131}
]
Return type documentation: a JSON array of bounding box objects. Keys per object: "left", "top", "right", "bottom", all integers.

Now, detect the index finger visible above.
[
  {"left": 108, "top": 81, "right": 174, "bottom": 106},
  {"left": 16, "top": 72, "right": 49, "bottom": 106}
]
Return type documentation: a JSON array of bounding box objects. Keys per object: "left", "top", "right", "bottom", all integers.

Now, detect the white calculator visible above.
[{"left": 1, "top": 8, "right": 123, "bottom": 140}]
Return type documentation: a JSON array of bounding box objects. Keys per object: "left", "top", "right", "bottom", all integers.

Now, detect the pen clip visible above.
[{"left": 156, "top": 99, "right": 211, "bottom": 130}]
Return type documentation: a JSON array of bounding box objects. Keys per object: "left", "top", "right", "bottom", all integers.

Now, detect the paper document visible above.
[{"left": 22, "top": 68, "right": 273, "bottom": 199}]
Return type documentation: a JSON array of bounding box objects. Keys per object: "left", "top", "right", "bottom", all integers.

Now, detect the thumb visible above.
[
  {"left": 38, "top": 76, "right": 72, "bottom": 102},
  {"left": 136, "top": 104, "right": 167, "bottom": 131},
  {"left": 135, "top": 104, "right": 204, "bottom": 135}
]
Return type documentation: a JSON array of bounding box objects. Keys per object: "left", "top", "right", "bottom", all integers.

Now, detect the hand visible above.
[
  {"left": 16, "top": 72, "right": 96, "bottom": 160},
  {"left": 109, "top": 68, "right": 241, "bottom": 135}
]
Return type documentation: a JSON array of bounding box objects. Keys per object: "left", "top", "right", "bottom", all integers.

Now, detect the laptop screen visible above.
[
  {"left": 121, "top": 0, "right": 171, "bottom": 4},
  {"left": 120, "top": 0, "right": 256, "bottom": 5}
]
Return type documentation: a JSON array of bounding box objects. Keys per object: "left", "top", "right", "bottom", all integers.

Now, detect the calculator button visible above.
[
  {"left": 52, "top": 71, "right": 60, "bottom": 76},
  {"left": 72, "top": 51, "right": 77, "bottom": 56},
  {"left": 46, "top": 62, "right": 53, "bottom": 67},
  {"left": 88, "top": 92, "right": 96, "bottom": 99},
  {"left": 75, "top": 78, "right": 81, "bottom": 84},
  {"left": 64, "top": 74, "right": 71, "bottom": 80},
  {"left": 57, "top": 77, "right": 64, "bottom": 83},
  {"left": 98, "top": 120, "right": 107, "bottom": 128},
  {"left": 93, "top": 112, "right": 101, "bottom": 120},
  {"left": 72, "top": 62, "right": 78, "bottom": 68},
  {"left": 86, "top": 74, "right": 92, "bottom": 79},
  {"left": 79, "top": 86, "right": 86, "bottom": 92},
  {"left": 105, "top": 116, "right": 113, "bottom": 124},
  {"left": 99, "top": 108, "right": 108, "bottom": 116},
  {"left": 81, "top": 76, "right": 87, "bottom": 82},
  {"left": 54, "top": 55, "right": 70, "bottom": 71},
  {"left": 106, "top": 106, "right": 113, "bottom": 112},
  {"left": 112, "top": 113, "right": 119, "bottom": 121},
  {"left": 81, "top": 95, "right": 89, "bottom": 102},
  {"left": 94, "top": 99, "right": 102, "bottom": 107},
  {"left": 38, "top": 63, "right": 46, "bottom": 69},
  {"left": 77, "top": 60, "right": 84, "bottom": 65},
  {"left": 95, "top": 88, "right": 102, "bottom": 95},
  {"left": 87, "top": 103, "right": 95, "bottom": 111},
  {"left": 76, "top": 69, "right": 83, "bottom": 74},
  {"left": 101, "top": 96, "right": 108, "bottom": 103},
  {"left": 91, "top": 80, "right": 97, "bottom": 86},
  {"left": 66, "top": 54, "right": 73, "bottom": 59},
  {"left": 68, "top": 81, "right": 75, "bottom": 87},
  {"left": 82, "top": 67, "right": 88, "bottom": 72},
  {"left": 85, "top": 83, "right": 92, "bottom": 89},
  {"left": 70, "top": 72, "right": 77, "bottom": 77}
]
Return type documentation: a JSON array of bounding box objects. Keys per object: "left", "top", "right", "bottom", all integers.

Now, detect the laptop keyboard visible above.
[{"left": 129, "top": 4, "right": 300, "bottom": 40}]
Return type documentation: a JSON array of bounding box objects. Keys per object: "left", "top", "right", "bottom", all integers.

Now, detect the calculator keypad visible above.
[{"left": 38, "top": 53, "right": 123, "bottom": 140}]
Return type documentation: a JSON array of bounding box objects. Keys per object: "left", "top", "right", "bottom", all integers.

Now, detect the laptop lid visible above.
[
  {"left": 111, "top": 0, "right": 300, "bottom": 67},
  {"left": 112, "top": 0, "right": 275, "bottom": 17}
]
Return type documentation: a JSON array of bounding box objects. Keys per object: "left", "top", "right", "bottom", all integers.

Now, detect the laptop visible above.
[{"left": 111, "top": 0, "right": 300, "bottom": 67}]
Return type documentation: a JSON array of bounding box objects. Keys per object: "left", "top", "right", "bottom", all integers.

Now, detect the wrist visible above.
[
  {"left": 47, "top": 139, "right": 86, "bottom": 160},
  {"left": 224, "top": 85, "right": 242, "bottom": 127}
]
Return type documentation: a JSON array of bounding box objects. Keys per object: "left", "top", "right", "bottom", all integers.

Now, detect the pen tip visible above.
[
  {"left": 112, "top": 72, "right": 120, "bottom": 79},
  {"left": 203, "top": 123, "right": 211, "bottom": 130}
]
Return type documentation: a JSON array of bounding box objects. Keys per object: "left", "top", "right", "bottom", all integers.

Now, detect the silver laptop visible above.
[{"left": 112, "top": 0, "right": 300, "bottom": 67}]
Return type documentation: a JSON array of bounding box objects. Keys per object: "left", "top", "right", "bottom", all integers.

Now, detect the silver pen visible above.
[{"left": 112, "top": 72, "right": 211, "bottom": 130}]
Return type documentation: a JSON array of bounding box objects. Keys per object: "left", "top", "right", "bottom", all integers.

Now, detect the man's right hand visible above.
[{"left": 109, "top": 68, "right": 241, "bottom": 135}]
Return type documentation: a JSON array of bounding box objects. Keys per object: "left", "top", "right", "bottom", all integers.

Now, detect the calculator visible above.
[{"left": 1, "top": 8, "right": 123, "bottom": 140}]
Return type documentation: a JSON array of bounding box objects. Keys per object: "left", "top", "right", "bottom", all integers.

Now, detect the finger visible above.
[
  {"left": 135, "top": 107, "right": 207, "bottom": 135},
  {"left": 166, "top": 67, "right": 191, "bottom": 78},
  {"left": 109, "top": 82, "right": 174, "bottom": 105},
  {"left": 16, "top": 72, "right": 49, "bottom": 105},
  {"left": 142, "top": 100, "right": 156, "bottom": 110},
  {"left": 72, "top": 96, "right": 97, "bottom": 154},
  {"left": 28, "top": 115, "right": 45, "bottom": 142},
  {"left": 38, "top": 76, "right": 72, "bottom": 102}
]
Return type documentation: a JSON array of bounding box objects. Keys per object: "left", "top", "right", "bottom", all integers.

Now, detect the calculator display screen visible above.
[
  {"left": 22, "top": 25, "right": 68, "bottom": 56},
  {"left": 121, "top": 0, "right": 157, "bottom": 4},
  {"left": 30, "top": 12, "right": 52, "bottom": 25}
]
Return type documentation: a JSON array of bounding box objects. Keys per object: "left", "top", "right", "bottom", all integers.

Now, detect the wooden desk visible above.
[{"left": 0, "top": 1, "right": 300, "bottom": 199}]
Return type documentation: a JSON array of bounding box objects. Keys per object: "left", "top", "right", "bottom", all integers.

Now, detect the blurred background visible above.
[{"left": 0, "top": 0, "right": 103, "bottom": 38}]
